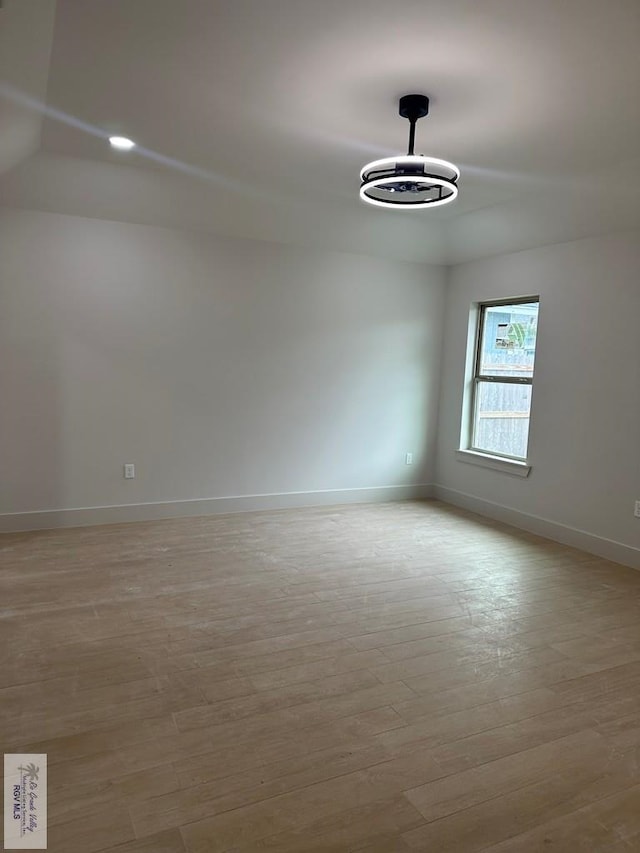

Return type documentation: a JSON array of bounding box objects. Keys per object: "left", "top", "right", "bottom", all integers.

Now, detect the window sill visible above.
[{"left": 455, "top": 449, "right": 531, "bottom": 478}]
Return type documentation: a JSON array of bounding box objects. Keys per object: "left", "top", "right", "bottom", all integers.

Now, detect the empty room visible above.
[{"left": 1, "top": 1, "right": 640, "bottom": 851}]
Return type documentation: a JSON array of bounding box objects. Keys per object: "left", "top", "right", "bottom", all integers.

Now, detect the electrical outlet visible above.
[
  {"left": 635, "top": 500, "right": 640, "bottom": 518},
  {"left": 405, "top": 452, "right": 413, "bottom": 465},
  {"left": 124, "top": 463, "right": 135, "bottom": 479}
]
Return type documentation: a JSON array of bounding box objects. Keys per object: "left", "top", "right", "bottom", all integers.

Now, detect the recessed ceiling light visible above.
[
  {"left": 109, "top": 135, "right": 136, "bottom": 151},
  {"left": 360, "top": 95, "right": 459, "bottom": 209}
]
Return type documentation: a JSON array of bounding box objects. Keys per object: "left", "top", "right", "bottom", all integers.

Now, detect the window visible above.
[{"left": 469, "top": 297, "right": 539, "bottom": 461}]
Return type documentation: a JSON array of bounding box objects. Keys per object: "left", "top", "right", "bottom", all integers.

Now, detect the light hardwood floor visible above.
[{"left": 1, "top": 500, "right": 640, "bottom": 852}]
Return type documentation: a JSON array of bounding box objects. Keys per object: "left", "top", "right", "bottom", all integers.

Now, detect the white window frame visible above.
[{"left": 457, "top": 295, "right": 539, "bottom": 477}]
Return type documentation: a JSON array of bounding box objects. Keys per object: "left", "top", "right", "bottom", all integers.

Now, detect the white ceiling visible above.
[
  {"left": 0, "top": 0, "right": 55, "bottom": 174},
  {"left": 1, "top": 0, "right": 639, "bottom": 263}
]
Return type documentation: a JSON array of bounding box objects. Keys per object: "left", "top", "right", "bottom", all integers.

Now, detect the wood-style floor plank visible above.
[{"left": 1, "top": 500, "right": 639, "bottom": 852}]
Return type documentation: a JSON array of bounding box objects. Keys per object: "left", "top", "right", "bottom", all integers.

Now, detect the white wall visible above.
[
  {"left": 3, "top": 208, "right": 638, "bottom": 567},
  {"left": 0, "top": 208, "right": 445, "bottom": 524},
  {"left": 436, "top": 231, "right": 640, "bottom": 566}
]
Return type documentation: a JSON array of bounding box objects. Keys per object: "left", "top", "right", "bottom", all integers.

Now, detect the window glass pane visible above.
[
  {"left": 473, "top": 381, "right": 532, "bottom": 459},
  {"left": 479, "top": 302, "right": 538, "bottom": 378}
]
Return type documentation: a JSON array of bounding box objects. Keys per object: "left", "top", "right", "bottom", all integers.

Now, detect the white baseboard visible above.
[
  {"left": 434, "top": 484, "right": 640, "bottom": 571},
  {"left": 0, "top": 483, "right": 435, "bottom": 533}
]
